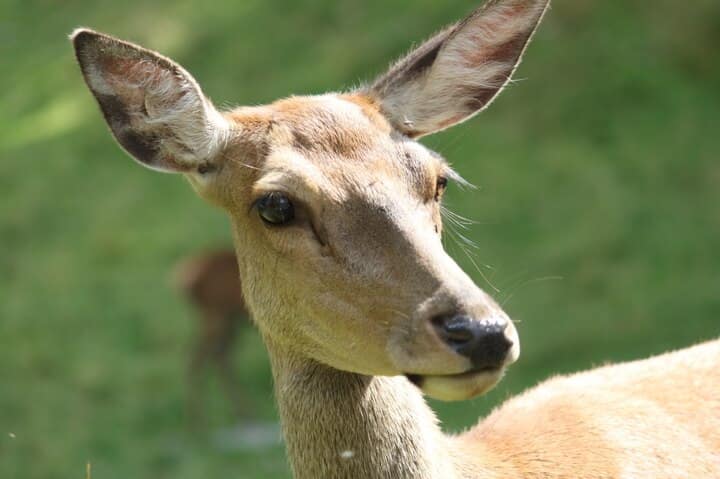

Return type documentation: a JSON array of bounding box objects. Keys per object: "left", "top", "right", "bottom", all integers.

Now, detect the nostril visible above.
[
  {"left": 432, "top": 314, "right": 513, "bottom": 370},
  {"left": 432, "top": 315, "right": 476, "bottom": 345}
]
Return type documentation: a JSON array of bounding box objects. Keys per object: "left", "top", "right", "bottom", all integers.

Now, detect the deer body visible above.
[
  {"left": 271, "top": 338, "right": 720, "bottom": 479},
  {"left": 71, "top": 0, "right": 720, "bottom": 477},
  {"left": 174, "top": 249, "right": 246, "bottom": 323},
  {"left": 173, "top": 249, "right": 248, "bottom": 423}
]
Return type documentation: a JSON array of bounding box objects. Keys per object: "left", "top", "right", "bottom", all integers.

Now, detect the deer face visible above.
[
  {"left": 208, "top": 94, "right": 520, "bottom": 396},
  {"left": 72, "top": 0, "right": 549, "bottom": 401}
]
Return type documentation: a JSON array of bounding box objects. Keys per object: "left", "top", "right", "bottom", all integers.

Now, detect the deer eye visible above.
[
  {"left": 435, "top": 176, "right": 448, "bottom": 201},
  {"left": 256, "top": 192, "right": 295, "bottom": 226}
]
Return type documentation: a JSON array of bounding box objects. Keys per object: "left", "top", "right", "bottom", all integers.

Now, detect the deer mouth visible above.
[{"left": 405, "top": 366, "right": 506, "bottom": 401}]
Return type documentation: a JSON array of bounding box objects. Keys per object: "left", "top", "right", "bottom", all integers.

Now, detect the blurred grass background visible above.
[{"left": 1, "top": 0, "right": 719, "bottom": 477}]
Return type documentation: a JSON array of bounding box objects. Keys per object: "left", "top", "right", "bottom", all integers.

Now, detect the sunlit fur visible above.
[
  {"left": 205, "top": 94, "right": 515, "bottom": 381},
  {"left": 72, "top": 0, "right": 720, "bottom": 477}
]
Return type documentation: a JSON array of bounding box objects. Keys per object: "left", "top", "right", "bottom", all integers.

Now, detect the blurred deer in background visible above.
[{"left": 173, "top": 248, "right": 249, "bottom": 425}]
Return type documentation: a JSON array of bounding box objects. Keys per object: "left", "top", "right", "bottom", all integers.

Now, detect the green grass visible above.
[{"left": 1, "top": 1, "right": 719, "bottom": 477}]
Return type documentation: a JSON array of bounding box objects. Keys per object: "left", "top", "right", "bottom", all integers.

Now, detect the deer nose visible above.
[{"left": 431, "top": 314, "right": 513, "bottom": 371}]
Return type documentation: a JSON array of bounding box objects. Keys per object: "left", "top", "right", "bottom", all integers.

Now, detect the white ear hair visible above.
[
  {"left": 369, "top": 0, "right": 550, "bottom": 138},
  {"left": 72, "top": 28, "right": 229, "bottom": 173}
]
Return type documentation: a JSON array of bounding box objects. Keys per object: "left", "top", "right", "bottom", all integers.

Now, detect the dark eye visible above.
[
  {"left": 435, "top": 176, "right": 448, "bottom": 201},
  {"left": 256, "top": 192, "right": 295, "bottom": 226}
]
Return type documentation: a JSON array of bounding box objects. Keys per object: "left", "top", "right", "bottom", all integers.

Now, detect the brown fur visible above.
[
  {"left": 72, "top": 0, "right": 719, "bottom": 477},
  {"left": 173, "top": 249, "right": 249, "bottom": 424}
]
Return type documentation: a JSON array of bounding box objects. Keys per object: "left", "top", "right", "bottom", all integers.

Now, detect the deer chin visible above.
[
  {"left": 407, "top": 339, "right": 520, "bottom": 401},
  {"left": 406, "top": 367, "right": 505, "bottom": 401}
]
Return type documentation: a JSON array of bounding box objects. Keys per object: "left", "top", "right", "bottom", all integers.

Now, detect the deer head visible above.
[{"left": 72, "top": 0, "right": 549, "bottom": 401}]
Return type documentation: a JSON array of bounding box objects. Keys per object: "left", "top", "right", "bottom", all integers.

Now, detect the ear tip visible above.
[
  {"left": 70, "top": 28, "right": 104, "bottom": 57},
  {"left": 70, "top": 28, "right": 120, "bottom": 57},
  {"left": 70, "top": 27, "right": 95, "bottom": 43}
]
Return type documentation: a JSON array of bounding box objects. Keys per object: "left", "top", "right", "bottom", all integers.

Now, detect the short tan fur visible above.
[{"left": 71, "top": 1, "right": 719, "bottom": 477}]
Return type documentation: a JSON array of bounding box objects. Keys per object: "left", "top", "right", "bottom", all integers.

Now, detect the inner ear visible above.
[
  {"left": 72, "top": 28, "right": 229, "bottom": 173},
  {"left": 368, "top": 0, "right": 550, "bottom": 138}
]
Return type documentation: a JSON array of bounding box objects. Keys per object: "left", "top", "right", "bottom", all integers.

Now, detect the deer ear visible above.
[
  {"left": 369, "top": 0, "right": 550, "bottom": 138},
  {"left": 71, "top": 29, "right": 229, "bottom": 173}
]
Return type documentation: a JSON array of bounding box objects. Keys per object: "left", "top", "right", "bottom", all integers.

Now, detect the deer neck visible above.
[{"left": 265, "top": 337, "right": 466, "bottom": 479}]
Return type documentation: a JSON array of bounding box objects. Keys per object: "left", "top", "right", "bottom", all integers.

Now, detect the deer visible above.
[
  {"left": 71, "top": 0, "right": 719, "bottom": 477},
  {"left": 173, "top": 248, "right": 249, "bottom": 425}
]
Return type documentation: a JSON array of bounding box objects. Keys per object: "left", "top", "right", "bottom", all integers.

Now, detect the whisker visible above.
[
  {"left": 500, "top": 276, "right": 564, "bottom": 307},
  {"left": 441, "top": 205, "right": 477, "bottom": 231},
  {"left": 219, "top": 151, "right": 262, "bottom": 171},
  {"left": 443, "top": 217, "right": 500, "bottom": 293},
  {"left": 381, "top": 307, "right": 411, "bottom": 321}
]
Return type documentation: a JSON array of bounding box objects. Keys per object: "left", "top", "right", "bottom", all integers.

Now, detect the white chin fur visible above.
[
  {"left": 411, "top": 331, "right": 520, "bottom": 401},
  {"left": 420, "top": 368, "right": 505, "bottom": 401}
]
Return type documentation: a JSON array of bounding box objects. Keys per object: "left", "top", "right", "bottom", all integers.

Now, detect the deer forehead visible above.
[{"left": 226, "top": 94, "right": 445, "bottom": 205}]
